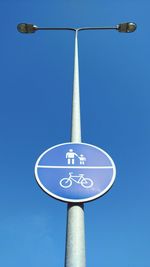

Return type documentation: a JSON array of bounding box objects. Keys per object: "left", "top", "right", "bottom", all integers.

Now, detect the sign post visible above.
[
  {"left": 34, "top": 31, "right": 116, "bottom": 267},
  {"left": 65, "top": 30, "right": 85, "bottom": 267},
  {"left": 17, "top": 20, "right": 137, "bottom": 267}
]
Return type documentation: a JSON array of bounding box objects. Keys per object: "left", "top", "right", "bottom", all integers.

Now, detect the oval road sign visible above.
[{"left": 34, "top": 142, "right": 116, "bottom": 203}]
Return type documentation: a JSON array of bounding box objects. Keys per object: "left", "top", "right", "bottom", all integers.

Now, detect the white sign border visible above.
[{"left": 34, "top": 142, "right": 116, "bottom": 203}]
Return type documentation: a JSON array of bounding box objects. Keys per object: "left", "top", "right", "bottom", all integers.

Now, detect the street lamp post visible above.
[{"left": 17, "top": 22, "right": 136, "bottom": 267}]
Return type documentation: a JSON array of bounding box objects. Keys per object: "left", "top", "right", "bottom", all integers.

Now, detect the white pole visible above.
[
  {"left": 65, "top": 31, "right": 86, "bottom": 267},
  {"left": 71, "top": 30, "right": 81, "bottom": 143}
]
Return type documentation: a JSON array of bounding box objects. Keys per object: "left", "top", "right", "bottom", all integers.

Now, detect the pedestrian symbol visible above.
[
  {"left": 79, "top": 155, "right": 86, "bottom": 165},
  {"left": 34, "top": 142, "right": 116, "bottom": 203},
  {"left": 66, "top": 149, "right": 86, "bottom": 165}
]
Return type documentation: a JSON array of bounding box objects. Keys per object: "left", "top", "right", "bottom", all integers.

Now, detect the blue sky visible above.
[{"left": 0, "top": 0, "right": 150, "bottom": 266}]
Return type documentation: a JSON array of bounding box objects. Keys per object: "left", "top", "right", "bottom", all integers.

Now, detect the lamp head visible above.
[
  {"left": 117, "top": 22, "right": 137, "bottom": 33},
  {"left": 17, "top": 23, "right": 38, "bottom": 33}
]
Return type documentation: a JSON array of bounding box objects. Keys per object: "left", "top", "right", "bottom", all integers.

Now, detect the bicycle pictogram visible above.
[{"left": 60, "top": 172, "right": 93, "bottom": 189}]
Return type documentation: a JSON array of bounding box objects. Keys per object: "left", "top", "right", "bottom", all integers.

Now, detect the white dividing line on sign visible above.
[{"left": 37, "top": 165, "right": 113, "bottom": 169}]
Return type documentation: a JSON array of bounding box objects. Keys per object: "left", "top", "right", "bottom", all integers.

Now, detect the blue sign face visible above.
[{"left": 34, "top": 143, "right": 116, "bottom": 203}]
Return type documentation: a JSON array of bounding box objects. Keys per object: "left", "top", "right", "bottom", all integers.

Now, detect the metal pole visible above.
[
  {"left": 65, "top": 31, "right": 86, "bottom": 267},
  {"left": 71, "top": 30, "right": 81, "bottom": 143},
  {"left": 17, "top": 21, "right": 136, "bottom": 267}
]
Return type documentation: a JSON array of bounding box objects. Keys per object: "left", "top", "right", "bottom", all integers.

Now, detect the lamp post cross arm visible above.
[
  {"left": 17, "top": 22, "right": 137, "bottom": 34},
  {"left": 35, "top": 26, "right": 118, "bottom": 32}
]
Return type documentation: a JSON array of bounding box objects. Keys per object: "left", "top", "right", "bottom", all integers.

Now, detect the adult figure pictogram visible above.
[{"left": 66, "top": 149, "right": 78, "bottom": 165}]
